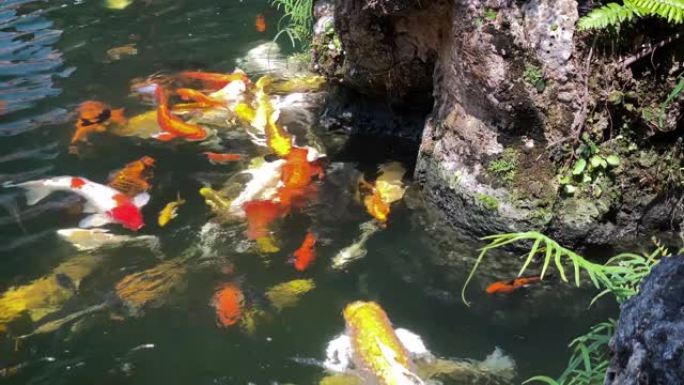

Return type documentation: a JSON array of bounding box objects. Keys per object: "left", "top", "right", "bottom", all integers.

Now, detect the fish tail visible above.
[
  {"left": 12, "top": 181, "right": 55, "bottom": 206},
  {"left": 110, "top": 108, "right": 127, "bottom": 125}
]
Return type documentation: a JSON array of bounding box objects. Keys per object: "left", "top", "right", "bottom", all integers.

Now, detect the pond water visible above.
[{"left": 0, "top": 1, "right": 617, "bottom": 384}]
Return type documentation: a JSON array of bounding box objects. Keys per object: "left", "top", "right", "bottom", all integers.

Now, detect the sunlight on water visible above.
[{"left": 0, "top": 1, "right": 617, "bottom": 385}]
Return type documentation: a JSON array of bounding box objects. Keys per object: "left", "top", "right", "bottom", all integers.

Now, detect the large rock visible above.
[
  {"left": 315, "top": 0, "right": 683, "bottom": 247},
  {"left": 606, "top": 256, "right": 684, "bottom": 385}
]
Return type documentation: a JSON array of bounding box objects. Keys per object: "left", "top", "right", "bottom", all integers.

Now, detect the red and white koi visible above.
[{"left": 10, "top": 176, "right": 149, "bottom": 231}]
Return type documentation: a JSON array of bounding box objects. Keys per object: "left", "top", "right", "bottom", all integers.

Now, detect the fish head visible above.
[{"left": 110, "top": 201, "right": 144, "bottom": 231}]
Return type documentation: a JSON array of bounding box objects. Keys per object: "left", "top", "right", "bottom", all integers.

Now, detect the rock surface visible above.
[
  {"left": 606, "top": 255, "right": 684, "bottom": 385},
  {"left": 314, "top": 0, "right": 683, "bottom": 247}
]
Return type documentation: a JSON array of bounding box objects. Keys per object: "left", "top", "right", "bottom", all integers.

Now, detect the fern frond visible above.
[
  {"left": 577, "top": 2, "right": 639, "bottom": 30},
  {"left": 632, "top": 0, "right": 684, "bottom": 23},
  {"left": 460, "top": 231, "right": 611, "bottom": 306}
]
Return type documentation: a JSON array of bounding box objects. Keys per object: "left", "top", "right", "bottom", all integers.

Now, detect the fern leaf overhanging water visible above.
[
  {"left": 578, "top": 0, "right": 684, "bottom": 31},
  {"left": 270, "top": 0, "right": 314, "bottom": 48}
]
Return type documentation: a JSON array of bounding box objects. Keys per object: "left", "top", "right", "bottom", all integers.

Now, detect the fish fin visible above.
[
  {"left": 14, "top": 181, "right": 53, "bottom": 206},
  {"left": 152, "top": 132, "right": 177, "bottom": 141},
  {"left": 82, "top": 201, "right": 98, "bottom": 213},
  {"left": 110, "top": 108, "right": 126, "bottom": 125},
  {"left": 132, "top": 192, "right": 150, "bottom": 208},
  {"left": 79, "top": 213, "right": 112, "bottom": 228}
]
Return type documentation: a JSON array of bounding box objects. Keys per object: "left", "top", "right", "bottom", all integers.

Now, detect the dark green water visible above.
[{"left": 0, "top": 1, "right": 616, "bottom": 384}]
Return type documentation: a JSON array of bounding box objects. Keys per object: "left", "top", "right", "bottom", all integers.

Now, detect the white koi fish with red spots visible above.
[{"left": 9, "top": 176, "right": 149, "bottom": 231}]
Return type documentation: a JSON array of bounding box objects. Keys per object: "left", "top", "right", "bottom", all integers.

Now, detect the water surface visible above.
[{"left": 0, "top": 1, "right": 616, "bottom": 384}]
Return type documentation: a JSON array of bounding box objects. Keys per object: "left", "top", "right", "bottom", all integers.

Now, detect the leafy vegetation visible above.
[
  {"left": 487, "top": 149, "right": 519, "bottom": 183},
  {"left": 462, "top": 231, "right": 678, "bottom": 384},
  {"left": 271, "top": 0, "right": 314, "bottom": 48},
  {"left": 477, "top": 193, "right": 499, "bottom": 211},
  {"left": 578, "top": 0, "right": 684, "bottom": 31},
  {"left": 558, "top": 134, "right": 620, "bottom": 197},
  {"left": 523, "top": 65, "right": 546, "bottom": 92}
]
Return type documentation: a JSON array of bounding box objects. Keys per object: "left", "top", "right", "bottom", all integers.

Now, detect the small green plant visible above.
[
  {"left": 657, "top": 73, "right": 684, "bottom": 127},
  {"left": 527, "top": 321, "right": 615, "bottom": 385},
  {"left": 487, "top": 149, "right": 519, "bottom": 183},
  {"left": 523, "top": 65, "right": 546, "bottom": 92},
  {"left": 484, "top": 8, "right": 498, "bottom": 21},
  {"left": 477, "top": 193, "right": 499, "bottom": 211},
  {"left": 271, "top": 0, "right": 314, "bottom": 48},
  {"left": 577, "top": 0, "right": 684, "bottom": 31},
  {"left": 559, "top": 135, "right": 620, "bottom": 196}
]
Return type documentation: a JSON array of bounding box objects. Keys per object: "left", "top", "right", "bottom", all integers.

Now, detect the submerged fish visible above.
[
  {"left": 106, "top": 44, "right": 138, "bottom": 61},
  {"left": 331, "top": 221, "right": 380, "bottom": 270},
  {"left": 115, "top": 259, "right": 187, "bottom": 315},
  {"left": 293, "top": 231, "right": 316, "bottom": 271},
  {"left": 255, "top": 14, "right": 266, "bottom": 32},
  {"left": 319, "top": 301, "right": 516, "bottom": 385},
  {"left": 486, "top": 275, "right": 542, "bottom": 294},
  {"left": 110, "top": 110, "right": 161, "bottom": 139},
  {"left": 180, "top": 71, "right": 248, "bottom": 91},
  {"left": 358, "top": 162, "right": 407, "bottom": 224},
  {"left": 243, "top": 200, "right": 285, "bottom": 242},
  {"left": 229, "top": 158, "right": 285, "bottom": 216},
  {"left": 10, "top": 176, "right": 149, "bottom": 231},
  {"left": 155, "top": 87, "right": 208, "bottom": 141},
  {"left": 204, "top": 152, "right": 242, "bottom": 165},
  {"left": 199, "top": 187, "right": 232, "bottom": 216},
  {"left": 108, "top": 156, "right": 155, "bottom": 197},
  {"left": 17, "top": 302, "right": 108, "bottom": 340},
  {"left": 158, "top": 194, "right": 185, "bottom": 227},
  {"left": 71, "top": 101, "right": 126, "bottom": 145},
  {"left": 265, "top": 279, "right": 315, "bottom": 311},
  {"left": 57, "top": 228, "right": 159, "bottom": 251},
  {"left": 0, "top": 254, "right": 102, "bottom": 332},
  {"left": 212, "top": 283, "right": 244, "bottom": 327}
]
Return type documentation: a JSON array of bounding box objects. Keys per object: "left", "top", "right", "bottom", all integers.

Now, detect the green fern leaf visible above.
[
  {"left": 632, "top": 0, "right": 684, "bottom": 23},
  {"left": 577, "top": 2, "right": 639, "bottom": 30}
]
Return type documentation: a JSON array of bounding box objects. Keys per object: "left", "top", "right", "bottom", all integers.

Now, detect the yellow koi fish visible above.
[
  {"left": 343, "top": 301, "right": 423, "bottom": 385},
  {"left": 158, "top": 195, "right": 185, "bottom": 227}
]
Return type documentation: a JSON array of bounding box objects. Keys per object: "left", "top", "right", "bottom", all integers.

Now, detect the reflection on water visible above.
[{"left": 0, "top": 1, "right": 618, "bottom": 385}]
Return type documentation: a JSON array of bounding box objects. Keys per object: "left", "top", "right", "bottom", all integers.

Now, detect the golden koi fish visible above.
[{"left": 342, "top": 301, "right": 423, "bottom": 385}]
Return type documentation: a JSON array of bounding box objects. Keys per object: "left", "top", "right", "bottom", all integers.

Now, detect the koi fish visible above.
[
  {"left": 155, "top": 87, "right": 208, "bottom": 141},
  {"left": 71, "top": 101, "right": 126, "bottom": 144},
  {"left": 485, "top": 275, "right": 542, "bottom": 294},
  {"left": 213, "top": 283, "right": 244, "bottom": 327},
  {"left": 199, "top": 187, "right": 232, "bottom": 215},
  {"left": 243, "top": 200, "right": 284, "bottom": 240},
  {"left": 158, "top": 195, "right": 185, "bottom": 227},
  {"left": 265, "top": 279, "right": 315, "bottom": 311},
  {"left": 57, "top": 228, "right": 159, "bottom": 252},
  {"left": 293, "top": 231, "right": 316, "bottom": 271},
  {"left": 342, "top": 301, "right": 423, "bottom": 385},
  {"left": 108, "top": 156, "right": 155, "bottom": 197},
  {"left": 204, "top": 152, "right": 242, "bottom": 164},
  {"left": 175, "top": 88, "right": 225, "bottom": 109},
  {"left": 230, "top": 159, "right": 285, "bottom": 216},
  {"left": 331, "top": 220, "right": 380, "bottom": 270},
  {"left": 364, "top": 191, "right": 391, "bottom": 224},
  {"left": 10, "top": 176, "right": 149, "bottom": 230},
  {"left": 255, "top": 14, "right": 266, "bottom": 32},
  {"left": 281, "top": 147, "right": 324, "bottom": 189},
  {"left": 180, "top": 71, "right": 248, "bottom": 91}
]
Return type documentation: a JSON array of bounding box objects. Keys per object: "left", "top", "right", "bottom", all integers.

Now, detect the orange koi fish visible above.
[
  {"left": 243, "top": 200, "right": 284, "bottom": 239},
  {"left": 176, "top": 88, "right": 225, "bottom": 108},
  {"left": 486, "top": 275, "right": 542, "bottom": 294},
  {"left": 213, "top": 283, "right": 244, "bottom": 327},
  {"left": 155, "top": 87, "right": 208, "bottom": 141},
  {"left": 204, "top": 152, "right": 242, "bottom": 164},
  {"left": 71, "top": 101, "right": 126, "bottom": 144},
  {"left": 180, "top": 71, "right": 248, "bottom": 91},
  {"left": 108, "top": 156, "right": 155, "bottom": 197},
  {"left": 255, "top": 14, "right": 266, "bottom": 32},
  {"left": 293, "top": 231, "right": 316, "bottom": 271},
  {"left": 364, "top": 191, "right": 390, "bottom": 224},
  {"left": 280, "top": 147, "right": 324, "bottom": 189}
]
